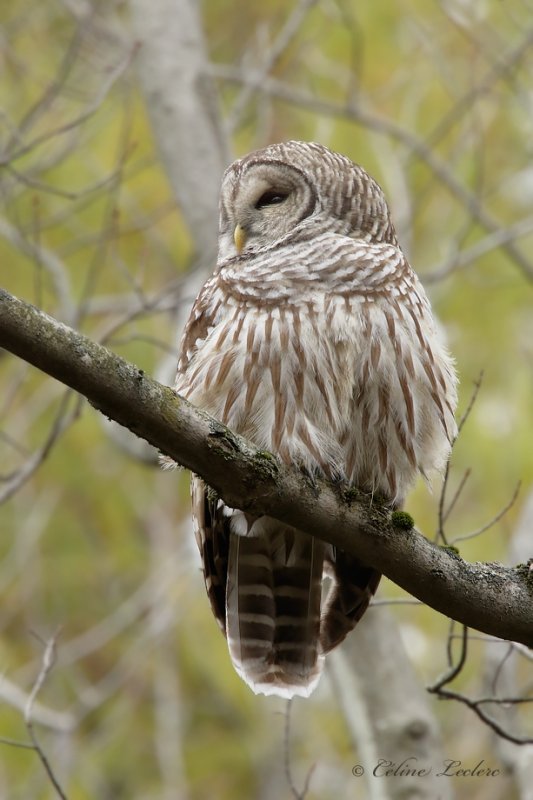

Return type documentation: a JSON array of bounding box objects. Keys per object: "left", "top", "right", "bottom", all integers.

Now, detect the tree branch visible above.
[{"left": 1, "top": 286, "right": 532, "bottom": 647}]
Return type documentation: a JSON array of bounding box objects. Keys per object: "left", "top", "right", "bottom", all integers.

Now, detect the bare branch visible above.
[
  {"left": 451, "top": 481, "right": 521, "bottom": 545},
  {"left": 0, "top": 216, "right": 75, "bottom": 323},
  {"left": 425, "top": 216, "right": 533, "bottom": 283},
  {"left": 457, "top": 371, "right": 485, "bottom": 436},
  {"left": 24, "top": 630, "right": 69, "bottom": 800},
  {"left": 0, "top": 391, "right": 82, "bottom": 504},
  {"left": 429, "top": 627, "right": 533, "bottom": 746},
  {"left": 429, "top": 689, "right": 533, "bottom": 746},
  {"left": 0, "top": 46, "right": 135, "bottom": 168},
  {"left": 283, "top": 700, "right": 315, "bottom": 800},
  {"left": 436, "top": 372, "right": 483, "bottom": 544},
  {"left": 0, "top": 287, "right": 532, "bottom": 649},
  {"left": 431, "top": 625, "right": 469, "bottom": 692},
  {"left": 441, "top": 468, "right": 471, "bottom": 526},
  {"left": 226, "top": 0, "right": 319, "bottom": 133},
  {"left": 420, "top": 26, "right": 533, "bottom": 153},
  {"left": 0, "top": 674, "right": 74, "bottom": 733}
]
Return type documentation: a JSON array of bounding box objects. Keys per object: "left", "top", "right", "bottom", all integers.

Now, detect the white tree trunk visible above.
[
  {"left": 130, "top": 0, "right": 230, "bottom": 273},
  {"left": 110, "top": 0, "right": 232, "bottom": 458},
  {"left": 485, "top": 490, "right": 533, "bottom": 799},
  {"left": 329, "top": 606, "right": 454, "bottom": 800}
]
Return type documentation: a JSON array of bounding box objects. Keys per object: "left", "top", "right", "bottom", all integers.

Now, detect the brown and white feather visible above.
[{"left": 173, "top": 141, "right": 457, "bottom": 698}]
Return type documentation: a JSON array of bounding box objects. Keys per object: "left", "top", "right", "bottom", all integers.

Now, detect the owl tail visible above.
[{"left": 225, "top": 523, "right": 325, "bottom": 699}]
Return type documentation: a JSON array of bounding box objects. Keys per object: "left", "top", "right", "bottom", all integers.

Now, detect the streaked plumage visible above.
[{"left": 173, "top": 141, "right": 458, "bottom": 698}]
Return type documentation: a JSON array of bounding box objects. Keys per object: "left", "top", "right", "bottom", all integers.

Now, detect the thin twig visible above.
[
  {"left": 429, "top": 625, "right": 533, "bottom": 745},
  {"left": 370, "top": 598, "right": 423, "bottom": 607},
  {"left": 436, "top": 372, "right": 484, "bottom": 544},
  {"left": 283, "top": 700, "right": 315, "bottom": 800},
  {"left": 511, "top": 643, "right": 533, "bottom": 663},
  {"left": 422, "top": 21, "right": 533, "bottom": 153},
  {"left": 436, "top": 460, "right": 452, "bottom": 545},
  {"left": 451, "top": 481, "right": 521, "bottom": 545},
  {"left": 0, "top": 737, "right": 40, "bottom": 750},
  {"left": 1, "top": 46, "right": 137, "bottom": 167},
  {"left": 2, "top": 20, "right": 85, "bottom": 153},
  {"left": 430, "top": 687, "right": 533, "bottom": 746},
  {"left": 0, "top": 391, "right": 82, "bottom": 505},
  {"left": 227, "top": 0, "right": 319, "bottom": 133},
  {"left": 24, "top": 629, "right": 69, "bottom": 800},
  {"left": 442, "top": 468, "right": 471, "bottom": 525},
  {"left": 475, "top": 697, "right": 533, "bottom": 706},
  {"left": 431, "top": 624, "right": 469, "bottom": 691},
  {"left": 457, "top": 371, "right": 485, "bottom": 436},
  {"left": 425, "top": 216, "right": 533, "bottom": 283},
  {"left": 0, "top": 671, "right": 74, "bottom": 732}
]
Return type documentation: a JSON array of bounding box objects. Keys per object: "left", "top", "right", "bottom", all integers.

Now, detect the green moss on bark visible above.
[{"left": 391, "top": 510, "right": 414, "bottom": 530}]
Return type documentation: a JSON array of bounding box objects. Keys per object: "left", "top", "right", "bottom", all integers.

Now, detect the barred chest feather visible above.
[{"left": 176, "top": 279, "right": 456, "bottom": 506}]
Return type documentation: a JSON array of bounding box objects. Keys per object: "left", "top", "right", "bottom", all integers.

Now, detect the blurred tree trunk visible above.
[
  {"left": 130, "top": 0, "right": 230, "bottom": 297},
  {"left": 329, "top": 607, "right": 454, "bottom": 800},
  {"left": 106, "top": 0, "right": 232, "bottom": 458},
  {"left": 484, "top": 491, "right": 533, "bottom": 800}
]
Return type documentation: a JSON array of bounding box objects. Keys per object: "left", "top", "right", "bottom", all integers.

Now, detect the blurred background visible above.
[{"left": 0, "top": 1, "right": 532, "bottom": 798}]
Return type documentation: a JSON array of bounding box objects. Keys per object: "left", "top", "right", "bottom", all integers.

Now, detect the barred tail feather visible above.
[{"left": 226, "top": 524, "right": 325, "bottom": 699}]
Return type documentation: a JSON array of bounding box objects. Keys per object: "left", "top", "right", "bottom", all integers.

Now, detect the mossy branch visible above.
[{"left": 1, "top": 286, "right": 532, "bottom": 647}]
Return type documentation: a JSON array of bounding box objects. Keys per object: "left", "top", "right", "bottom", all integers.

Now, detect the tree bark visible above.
[{"left": 1, "top": 285, "right": 532, "bottom": 648}]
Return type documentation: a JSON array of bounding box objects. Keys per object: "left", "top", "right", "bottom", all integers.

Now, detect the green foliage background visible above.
[{"left": 0, "top": 1, "right": 532, "bottom": 798}]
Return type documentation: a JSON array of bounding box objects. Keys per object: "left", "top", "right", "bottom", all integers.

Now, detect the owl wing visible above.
[
  {"left": 180, "top": 279, "right": 232, "bottom": 634},
  {"left": 320, "top": 549, "right": 381, "bottom": 653},
  {"left": 176, "top": 276, "right": 220, "bottom": 375},
  {"left": 191, "top": 476, "right": 229, "bottom": 634},
  {"left": 159, "top": 278, "right": 221, "bottom": 472}
]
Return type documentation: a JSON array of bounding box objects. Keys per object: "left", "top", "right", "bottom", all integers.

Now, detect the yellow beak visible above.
[{"left": 234, "top": 224, "right": 248, "bottom": 254}]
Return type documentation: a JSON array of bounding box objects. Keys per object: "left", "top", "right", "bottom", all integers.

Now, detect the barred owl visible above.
[{"left": 174, "top": 141, "right": 457, "bottom": 698}]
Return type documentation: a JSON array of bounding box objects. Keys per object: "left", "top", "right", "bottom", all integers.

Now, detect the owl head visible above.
[{"left": 217, "top": 141, "right": 397, "bottom": 261}]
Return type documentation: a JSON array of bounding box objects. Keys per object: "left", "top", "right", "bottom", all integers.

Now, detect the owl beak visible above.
[{"left": 234, "top": 224, "right": 248, "bottom": 254}]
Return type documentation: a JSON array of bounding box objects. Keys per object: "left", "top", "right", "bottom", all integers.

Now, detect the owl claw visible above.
[{"left": 297, "top": 463, "right": 321, "bottom": 495}]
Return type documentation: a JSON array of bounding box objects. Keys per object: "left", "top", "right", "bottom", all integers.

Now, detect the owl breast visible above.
[{"left": 176, "top": 278, "right": 456, "bottom": 506}]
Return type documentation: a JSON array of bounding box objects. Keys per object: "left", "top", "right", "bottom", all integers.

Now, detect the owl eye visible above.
[{"left": 255, "top": 190, "right": 288, "bottom": 209}]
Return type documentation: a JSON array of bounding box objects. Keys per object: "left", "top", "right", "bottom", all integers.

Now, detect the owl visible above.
[{"left": 173, "top": 141, "right": 457, "bottom": 699}]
